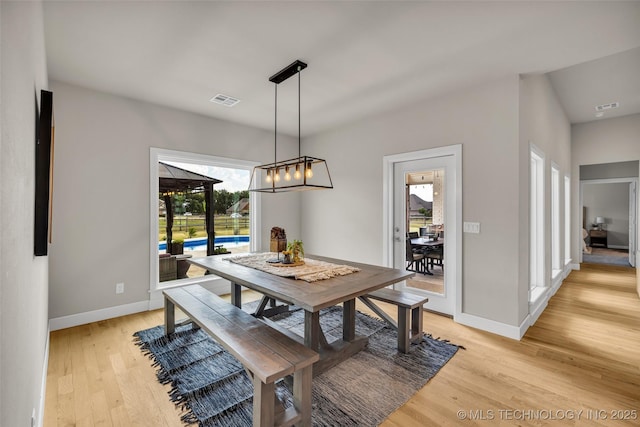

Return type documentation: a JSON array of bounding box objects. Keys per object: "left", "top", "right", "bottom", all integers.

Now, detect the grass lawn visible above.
[
  {"left": 159, "top": 215, "right": 249, "bottom": 241},
  {"left": 409, "top": 219, "right": 432, "bottom": 234}
]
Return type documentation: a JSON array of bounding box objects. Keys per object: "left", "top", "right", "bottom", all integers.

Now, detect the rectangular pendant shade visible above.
[
  {"left": 249, "top": 59, "right": 333, "bottom": 193},
  {"left": 249, "top": 156, "right": 333, "bottom": 193}
]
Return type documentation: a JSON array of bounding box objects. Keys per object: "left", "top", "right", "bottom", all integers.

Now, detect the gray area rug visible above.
[
  {"left": 134, "top": 304, "right": 460, "bottom": 426},
  {"left": 583, "top": 253, "right": 631, "bottom": 267}
]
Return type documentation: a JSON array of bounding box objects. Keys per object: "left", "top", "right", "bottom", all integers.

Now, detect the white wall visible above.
[
  {"left": 0, "top": 2, "right": 50, "bottom": 426},
  {"left": 571, "top": 114, "right": 640, "bottom": 295},
  {"left": 303, "top": 76, "right": 524, "bottom": 327},
  {"left": 49, "top": 81, "right": 301, "bottom": 318},
  {"left": 518, "top": 74, "right": 571, "bottom": 317},
  {"left": 303, "top": 74, "right": 570, "bottom": 332},
  {"left": 581, "top": 161, "right": 638, "bottom": 180}
]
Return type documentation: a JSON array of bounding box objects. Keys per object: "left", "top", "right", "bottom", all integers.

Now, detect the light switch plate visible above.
[{"left": 464, "top": 222, "right": 481, "bottom": 233}]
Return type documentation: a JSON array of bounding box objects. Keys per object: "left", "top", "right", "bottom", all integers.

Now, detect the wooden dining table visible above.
[
  {"left": 411, "top": 236, "right": 444, "bottom": 248},
  {"left": 188, "top": 253, "right": 414, "bottom": 374}
]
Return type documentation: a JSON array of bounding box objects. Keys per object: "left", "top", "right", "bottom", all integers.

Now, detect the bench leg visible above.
[
  {"left": 164, "top": 297, "right": 175, "bottom": 335},
  {"left": 410, "top": 306, "right": 424, "bottom": 343},
  {"left": 293, "top": 365, "right": 313, "bottom": 427},
  {"left": 231, "top": 282, "right": 242, "bottom": 308},
  {"left": 252, "top": 376, "right": 275, "bottom": 427},
  {"left": 397, "top": 306, "right": 410, "bottom": 353}
]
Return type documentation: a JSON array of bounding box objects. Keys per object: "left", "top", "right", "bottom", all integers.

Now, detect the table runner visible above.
[{"left": 227, "top": 252, "right": 360, "bottom": 282}]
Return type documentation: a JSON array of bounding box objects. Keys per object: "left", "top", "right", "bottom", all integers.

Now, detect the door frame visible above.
[
  {"left": 382, "top": 144, "right": 462, "bottom": 318},
  {"left": 579, "top": 177, "right": 638, "bottom": 267},
  {"left": 149, "top": 148, "right": 261, "bottom": 301}
]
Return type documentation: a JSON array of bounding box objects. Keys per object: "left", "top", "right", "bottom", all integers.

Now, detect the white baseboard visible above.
[
  {"left": 608, "top": 244, "right": 629, "bottom": 250},
  {"left": 571, "top": 263, "right": 580, "bottom": 270},
  {"left": 455, "top": 312, "right": 524, "bottom": 340},
  {"left": 50, "top": 278, "right": 233, "bottom": 330},
  {"left": 49, "top": 300, "right": 150, "bottom": 331},
  {"left": 551, "top": 270, "right": 563, "bottom": 288},
  {"left": 563, "top": 263, "right": 572, "bottom": 279},
  {"left": 528, "top": 295, "right": 549, "bottom": 325},
  {"left": 551, "top": 274, "right": 563, "bottom": 294},
  {"left": 37, "top": 324, "right": 50, "bottom": 427},
  {"left": 457, "top": 279, "right": 560, "bottom": 341}
]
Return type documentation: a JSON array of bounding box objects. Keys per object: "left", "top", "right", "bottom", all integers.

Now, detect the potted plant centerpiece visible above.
[{"left": 287, "top": 240, "right": 304, "bottom": 263}]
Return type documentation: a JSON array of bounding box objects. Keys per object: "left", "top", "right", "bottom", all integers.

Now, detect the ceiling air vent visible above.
[
  {"left": 595, "top": 102, "right": 619, "bottom": 112},
  {"left": 210, "top": 94, "right": 240, "bottom": 107}
]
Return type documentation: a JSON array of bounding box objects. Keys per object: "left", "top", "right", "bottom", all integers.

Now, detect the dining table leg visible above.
[
  {"left": 304, "top": 311, "right": 321, "bottom": 350},
  {"left": 304, "top": 301, "right": 367, "bottom": 376},
  {"left": 422, "top": 258, "right": 432, "bottom": 275},
  {"left": 342, "top": 298, "right": 356, "bottom": 342}
]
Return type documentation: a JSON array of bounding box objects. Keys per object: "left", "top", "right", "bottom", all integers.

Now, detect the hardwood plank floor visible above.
[{"left": 44, "top": 263, "right": 639, "bottom": 426}]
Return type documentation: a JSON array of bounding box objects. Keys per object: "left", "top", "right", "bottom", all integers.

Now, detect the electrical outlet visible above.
[{"left": 116, "top": 282, "right": 124, "bottom": 294}]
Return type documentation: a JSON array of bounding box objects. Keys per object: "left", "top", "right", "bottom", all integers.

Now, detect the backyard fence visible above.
[{"left": 159, "top": 215, "right": 250, "bottom": 237}]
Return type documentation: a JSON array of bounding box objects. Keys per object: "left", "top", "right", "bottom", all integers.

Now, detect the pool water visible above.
[{"left": 159, "top": 235, "right": 249, "bottom": 251}]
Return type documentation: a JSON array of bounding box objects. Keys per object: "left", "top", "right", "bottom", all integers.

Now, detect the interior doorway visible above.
[
  {"left": 580, "top": 178, "right": 637, "bottom": 268},
  {"left": 382, "top": 145, "right": 462, "bottom": 317}
]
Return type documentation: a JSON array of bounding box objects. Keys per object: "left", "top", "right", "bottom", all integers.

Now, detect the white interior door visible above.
[{"left": 393, "top": 156, "right": 456, "bottom": 315}]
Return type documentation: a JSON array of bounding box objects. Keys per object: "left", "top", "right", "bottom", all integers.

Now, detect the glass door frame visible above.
[{"left": 382, "top": 145, "right": 462, "bottom": 318}]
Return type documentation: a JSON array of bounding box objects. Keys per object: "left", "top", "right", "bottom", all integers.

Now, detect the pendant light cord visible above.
[{"left": 298, "top": 69, "right": 301, "bottom": 158}]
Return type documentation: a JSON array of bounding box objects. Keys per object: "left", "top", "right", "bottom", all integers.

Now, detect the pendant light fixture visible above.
[{"left": 249, "top": 60, "right": 333, "bottom": 193}]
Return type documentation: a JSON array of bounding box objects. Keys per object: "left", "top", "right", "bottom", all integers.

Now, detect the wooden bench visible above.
[
  {"left": 163, "top": 285, "right": 319, "bottom": 427},
  {"left": 358, "top": 288, "right": 429, "bottom": 353}
]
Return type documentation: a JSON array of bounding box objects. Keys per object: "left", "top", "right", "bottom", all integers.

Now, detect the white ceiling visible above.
[
  {"left": 548, "top": 46, "right": 640, "bottom": 124},
  {"left": 43, "top": 1, "right": 640, "bottom": 137}
]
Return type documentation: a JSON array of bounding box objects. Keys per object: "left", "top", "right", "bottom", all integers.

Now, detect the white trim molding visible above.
[
  {"left": 551, "top": 272, "right": 563, "bottom": 292},
  {"left": 49, "top": 278, "right": 234, "bottom": 330},
  {"left": 37, "top": 325, "right": 51, "bottom": 427},
  {"left": 608, "top": 245, "right": 629, "bottom": 250},
  {"left": 382, "top": 144, "right": 462, "bottom": 320},
  {"left": 456, "top": 312, "right": 525, "bottom": 341},
  {"left": 49, "top": 300, "right": 150, "bottom": 331},
  {"left": 461, "top": 289, "right": 552, "bottom": 341},
  {"left": 563, "top": 262, "right": 573, "bottom": 279}
]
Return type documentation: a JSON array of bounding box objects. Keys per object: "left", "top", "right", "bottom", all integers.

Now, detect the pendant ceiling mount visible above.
[
  {"left": 249, "top": 60, "right": 333, "bottom": 193},
  {"left": 269, "top": 60, "right": 307, "bottom": 84}
]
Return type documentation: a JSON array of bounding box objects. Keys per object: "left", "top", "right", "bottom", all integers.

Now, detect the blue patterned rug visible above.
[{"left": 134, "top": 303, "right": 461, "bottom": 426}]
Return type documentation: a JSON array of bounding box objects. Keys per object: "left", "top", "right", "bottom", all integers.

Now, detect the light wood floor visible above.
[{"left": 44, "top": 263, "right": 639, "bottom": 426}]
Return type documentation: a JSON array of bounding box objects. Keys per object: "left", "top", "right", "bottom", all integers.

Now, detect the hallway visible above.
[{"left": 383, "top": 263, "right": 639, "bottom": 426}]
